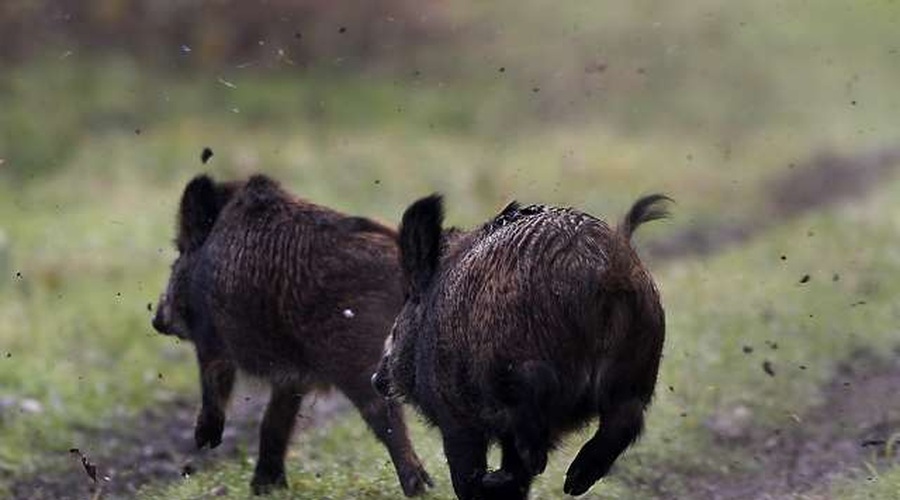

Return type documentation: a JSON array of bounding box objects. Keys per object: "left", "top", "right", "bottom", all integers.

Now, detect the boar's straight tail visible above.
[
  {"left": 399, "top": 194, "right": 444, "bottom": 295},
  {"left": 618, "top": 194, "right": 673, "bottom": 241}
]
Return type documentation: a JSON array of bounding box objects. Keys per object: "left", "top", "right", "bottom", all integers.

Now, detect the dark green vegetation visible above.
[{"left": 1, "top": 1, "right": 899, "bottom": 498}]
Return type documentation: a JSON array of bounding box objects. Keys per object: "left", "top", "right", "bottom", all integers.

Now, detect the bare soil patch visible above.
[
  {"left": 10, "top": 385, "right": 349, "bottom": 500},
  {"left": 651, "top": 350, "right": 900, "bottom": 500},
  {"left": 646, "top": 145, "right": 900, "bottom": 260}
]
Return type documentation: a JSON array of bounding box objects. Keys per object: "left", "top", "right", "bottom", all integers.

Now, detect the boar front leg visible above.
[
  {"left": 341, "top": 380, "right": 433, "bottom": 497},
  {"left": 441, "top": 427, "right": 488, "bottom": 500},
  {"left": 193, "top": 321, "right": 236, "bottom": 450},
  {"left": 251, "top": 382, "right": 306, "bottom": 495},
  {"left": 481, "top": 436, "right": 534, "bottom": 500}
]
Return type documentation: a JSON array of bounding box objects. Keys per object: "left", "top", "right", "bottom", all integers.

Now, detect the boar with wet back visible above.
[{"left": 373, "top": 193, "right": 671, "bottom": 499}]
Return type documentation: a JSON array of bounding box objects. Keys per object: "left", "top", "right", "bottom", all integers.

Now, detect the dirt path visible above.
[
  {"left": 646, "top": 144, "right": 900, "bottom": 260},
  {"left": 9, "top": 144, "right": 900, "bottom": 499},
  {"left": 10, "top": 384, "right": 350, "bottom": 500},
  {"left": 648, "top": 350, "right": 900, "bottom": 500}
]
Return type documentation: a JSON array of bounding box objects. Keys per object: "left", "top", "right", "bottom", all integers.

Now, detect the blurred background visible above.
[{"left": 1, "top": 1, "right": 899, "bottom": 498}]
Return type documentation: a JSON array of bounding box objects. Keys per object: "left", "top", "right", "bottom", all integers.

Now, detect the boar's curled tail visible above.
[{"left": 618, "top": 194, "right": 673, "bottom": 241}]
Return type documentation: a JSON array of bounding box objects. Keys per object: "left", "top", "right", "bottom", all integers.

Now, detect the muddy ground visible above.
[
  {"left": 628, "top": 350, "right": 900, "bottom": 500},
  {"left": 9, "top": 383, "right": 351, "bottom": 500},
  {"left": 646, "top": 144, "right": 900, "bottom": 260},
  {"left": 9, "top": 145, "right": 900, "bottom": 499}
]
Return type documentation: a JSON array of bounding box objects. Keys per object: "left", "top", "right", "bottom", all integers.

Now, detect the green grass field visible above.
[{"left": 2, "top": 1, "right": 900, "bottom": 498}]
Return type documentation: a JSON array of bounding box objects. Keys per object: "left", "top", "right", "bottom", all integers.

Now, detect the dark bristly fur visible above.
[
  {"left": 373, "top": 194, "right": 671, "bottom": 500},
  {"left": 152, "top": 174, "right": 431, "bottom": 496}
]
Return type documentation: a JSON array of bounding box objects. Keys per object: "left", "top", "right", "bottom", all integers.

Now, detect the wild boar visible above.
[
  {"left": 373, "top": 194, "right": 670, "bottom": 499},
  {"left": 152, "top": 174, "right": 431, "bottom": 495}
]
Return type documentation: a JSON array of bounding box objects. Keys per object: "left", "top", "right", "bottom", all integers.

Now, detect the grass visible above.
[{"left": 2, "top": 0, "right": 900, "bottom": 498}]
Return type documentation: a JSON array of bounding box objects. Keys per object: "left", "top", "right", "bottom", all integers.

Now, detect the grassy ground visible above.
[{"left": 2, "top": 1, "right": 900, "bottom": 498}]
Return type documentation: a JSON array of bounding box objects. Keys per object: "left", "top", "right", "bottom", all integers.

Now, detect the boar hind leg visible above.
[
  {"left": 481, "top": 436, "right": 534, "bottom": 500},
  {"left": 563, "top": 398, "right": 645, "bottom": 496},
  {"left": 341, "top": 381, "right": 433, "bottom": 497},
  {"left": 251, "top": 382, "right": 306, "bottom": 495},
  {"left": 441, "top": 428, "right": 488, "bottom": 500},
  {"left": 193, "top": 323, "right": 236, "bottom": 450}
]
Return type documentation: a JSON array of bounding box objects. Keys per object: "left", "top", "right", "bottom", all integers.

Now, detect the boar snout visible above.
[{"left": 151, "top": 295, "right": 173, "bottom": 335}]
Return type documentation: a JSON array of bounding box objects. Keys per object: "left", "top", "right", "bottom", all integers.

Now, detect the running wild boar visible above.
[
  {"left": 373, "top": 194, "right": 670, "bottom": 499},
  {"left": 152, "top": 174, "right": 431, "bottom": 495}
]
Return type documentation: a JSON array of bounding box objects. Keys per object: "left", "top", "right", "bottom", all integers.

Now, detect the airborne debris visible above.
[
  {"left": 762, "top": 360, "right": 776, "bottom": 377},
  {"left": 217, "top": 77, "right": 237, "bottom": 89},
  {"left": 799, "top": 274, "right": 810, "bottom": 284},
  {"left": 742, "top": 345, "right": 754, "bottom": 354},
  {"left": 342, "top": 308, "right": 355, "bottom": 319},
  {"left": 201, "top": 147, "right": 214, "bottom": 164},
  {"left": 69, "top": 448, "right": 98, "bottom": 482}
]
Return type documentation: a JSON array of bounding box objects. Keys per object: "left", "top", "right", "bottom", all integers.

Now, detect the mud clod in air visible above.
[
  {"left": 743, "top": 345, "right": 754, "bottom": 354},
  {"left": 201, "top": 147, "right": 214, "bottom": 164},
  {"left": 69, "top": 448, "right": 98, "bottom": 483},
  {"left": 762, "top": 360, "right": 776, "bottom": 377},
  {"left": 799, "top": 274, "right": 811, "bottom": 284}
]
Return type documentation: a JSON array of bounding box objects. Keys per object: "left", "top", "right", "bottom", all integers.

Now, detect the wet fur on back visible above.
[{"left": 376, "top": 194, "right": 670, "bottom": 499}]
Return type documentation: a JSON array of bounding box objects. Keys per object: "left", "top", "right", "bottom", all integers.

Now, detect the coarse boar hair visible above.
[
  {"left": 152, "top": 174, "right": 431, "bottom": 496},
  {"left": 372, "top": 194, "right": 670, "bottom": 499}
]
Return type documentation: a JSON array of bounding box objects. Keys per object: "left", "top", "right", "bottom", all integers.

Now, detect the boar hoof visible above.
[
  {"left": 482, "top": 470, "right": 526, "bottom": 499},
  {"left": 563, "top": 463, "right": 607, "bottom": 497},
  {"left": 400, "top": 466, "right": 433, "bottom": 497},
  {"left": 251, "top": 470, "right": 287, "bottom": 495},
  {"left": 194, "top": 411, "right": 225, "bottom": 449}
]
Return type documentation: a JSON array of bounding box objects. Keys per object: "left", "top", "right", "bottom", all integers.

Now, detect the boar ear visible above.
[
  {"left": 177, "top": 174, "right": 221, "bottom": 252},
  {"left": 399, "top": 194, "right": 444, "bottom": 295}
]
